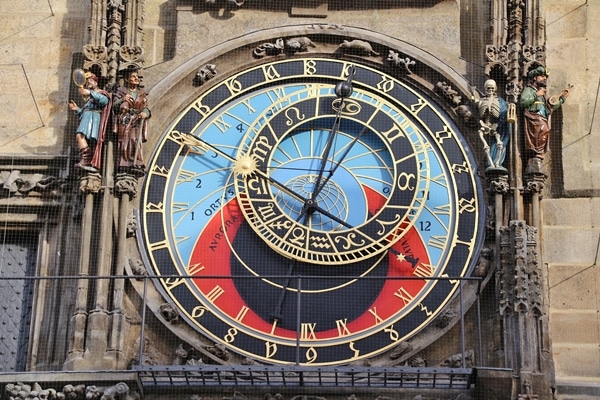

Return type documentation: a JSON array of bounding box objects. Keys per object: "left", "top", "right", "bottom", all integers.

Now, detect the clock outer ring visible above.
[{"left": 138, "top": 57, "right": 485, "bottom": 365}]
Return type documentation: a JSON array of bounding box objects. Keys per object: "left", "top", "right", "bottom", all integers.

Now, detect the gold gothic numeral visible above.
[
  {"left": 434, "top": 125, "right": 452, "bottom": 144},
  {"left": 224, "top": 327, "right": 238, "bottom": 343},
  {"left": 305, "top": 347, "right": 318, "bottom": 363},
  {"left": 150, "top": 165, "right": 169, "bottom": 177},
  {"left": 440, "top": 272, "right": 459, "bottom": 285},
  {"left": 304, "top": 59, "right": 317, "bottom": 75},
  {"left": 191, "top": 306, "right": 206, "bottom": 319},
  {"left": 163, "top": 277, "right": 185, "bottom": 291},
  {"left": 418, "top": 304, "right": 433, "bottom": 317},
  {"left": 376, "top": 75, "right": 395, "bottom": 93},
  {"left": 191, "top": 99, "right": 211, "bottom": 117},
  {"left": 145, "top": 202, "right": 164, "bottom": 213},
  {"left": 459, "top": 198, "right": 477, "bottom": 213},
  {"left": 384, "top": 325, "right": 400, "bottom": 341},
  {"left": 341, "top": 63, "right": 354, "bottom": 79},
  {"left": 265, "top": 342, "right": 278, "bottom": 358},
  {"left": 349, "top": 342, "right": 360, "bottom": 359},
  {"left": 262, "top": 64, "right": 281, "bottom": 81},
  {"left": 225, "top": 78, "right": 243, "bottom": 95},
  {"left": 149, "top": 239, "right": 169, "bottom": 252},
  {"left": 410, "top": 98, "right": 427, "bottom": 113},
  {"left": 452, "top": 162, "right": 471, "bottom": 174}
]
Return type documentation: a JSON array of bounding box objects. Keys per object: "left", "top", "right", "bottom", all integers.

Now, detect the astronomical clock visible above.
[{"left": 136, "top": 32, "right": 485, "bottom": 366}]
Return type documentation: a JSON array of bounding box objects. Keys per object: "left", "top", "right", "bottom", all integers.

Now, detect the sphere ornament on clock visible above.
[{"left": 139, "top": 56, "right": 484, "bottom": 366}]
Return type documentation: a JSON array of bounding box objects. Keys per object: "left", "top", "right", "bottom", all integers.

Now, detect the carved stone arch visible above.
[{"left": 147, "top": 24, "right": 481, "bottom": 160}]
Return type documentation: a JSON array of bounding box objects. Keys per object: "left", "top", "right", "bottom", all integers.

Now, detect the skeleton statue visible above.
[{"left": 474, "top": 79, "right": 509, "bottom": 170}]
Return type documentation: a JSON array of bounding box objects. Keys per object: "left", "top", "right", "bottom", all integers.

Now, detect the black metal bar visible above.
[
  {"left": 296, "top": 276, "right": 301, "bottom": 367},
  {"left": 459, "top": 280, "right": 466, "bottom": 368},
  {"left": 477, "top": 287, "right": 484, "bottom": 366},
  {"left": 138, "top": 277, "right": 147, "bottom": 368}
]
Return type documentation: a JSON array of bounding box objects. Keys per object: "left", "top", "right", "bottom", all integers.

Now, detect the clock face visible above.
[{"left": 140, "top": 58, "right": 484, "bottom": 365}]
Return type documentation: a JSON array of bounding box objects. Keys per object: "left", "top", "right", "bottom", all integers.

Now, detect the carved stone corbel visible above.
[
  {"left": 114, "top": 172, "right": 140, "bottom": 198},
  {"left": 79, "top": 172, "right": 103, "bottom": 193}
]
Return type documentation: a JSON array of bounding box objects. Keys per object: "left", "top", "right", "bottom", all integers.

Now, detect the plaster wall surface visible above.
[{"left": 541, "top": 1, "right": 600, "bottom": 397}]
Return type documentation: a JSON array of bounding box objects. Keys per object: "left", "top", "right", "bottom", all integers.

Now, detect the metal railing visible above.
[
  {"left": 0, "top": 274, "right": 486, "bottom": 391},
  {"left": 133, "top": 364, "right": 475, "bottom": 390}
]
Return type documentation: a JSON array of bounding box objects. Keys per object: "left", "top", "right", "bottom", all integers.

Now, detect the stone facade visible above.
[{"left": 0, "top": 0, "right": 598, "bottom": 399}]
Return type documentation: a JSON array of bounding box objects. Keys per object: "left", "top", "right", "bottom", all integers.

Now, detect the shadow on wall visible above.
[{"left": 180, "top": 0, "right": 443, "bottom": 15}]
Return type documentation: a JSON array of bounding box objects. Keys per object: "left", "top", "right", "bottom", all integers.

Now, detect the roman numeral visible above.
[
  {"left": 235, "top": 306, "right": 250, "bottom": 322},
  {"left": 335, "top": 319, "right": 351, "bottom": 336},
  {"left": 205, "top": 285, "right": 224, "bottom": 303},
  {"left": 368, "top": 307, "right": 383, "bottom": 324},
  {"left": 394, "top": 287, "right": 414, "bottom": 306},
  {"left": 301, "top": 323, "right": 317, "bottom": 340},
  {"left": 428, "top": 235, "right": 448, "bottom": 250},
  {"left": 185, "top": 263, "right": 205, "bottom": 276},
  {"left": 213, "top": 116, "right": 232, "bottom": 133},
  {"left": 413, "top": 263, "right": 435, "bottom": 277}
]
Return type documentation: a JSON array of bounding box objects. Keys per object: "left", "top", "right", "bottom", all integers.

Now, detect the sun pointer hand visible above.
[{"left": 182, "top": 132, "right": 312, "bottom": 205}]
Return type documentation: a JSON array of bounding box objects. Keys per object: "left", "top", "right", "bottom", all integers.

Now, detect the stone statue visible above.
[
  {"left": 112, "top": 69, "right": 150, "bottom": 175},
  {"left": 474, "top": 79, "right": 509, "bottom": 171},
  {"left": 519, "top": 65, "right": 572, "bottom": 173},
  {"left": 68, "top": 72, "right": 111, "bottom": 171}
]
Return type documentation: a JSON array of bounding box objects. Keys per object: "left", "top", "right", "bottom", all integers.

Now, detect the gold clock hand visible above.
[
  {"left": 311, "top": 124, "right": 370, "bottom": 203},
  {"left": 269, "top": 258, "right": 298, "bottom": 323},
  {"left": 182, "top": 132, "right": 309, "bottom": 204},
  {"left": 292, "top": 67, "right": 357, "bottom": 227},
  {"left": 309, "top": 66, "right": 356, "bottom": 207}
]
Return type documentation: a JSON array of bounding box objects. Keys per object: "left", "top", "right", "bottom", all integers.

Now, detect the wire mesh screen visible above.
[{"left": 0, "top": 1, "right": 593, "bottom": 399}]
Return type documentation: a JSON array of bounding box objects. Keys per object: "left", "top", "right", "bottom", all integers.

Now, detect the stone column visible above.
[
  {"left": 106, "top": 172, "right": 139, "bottom": 368},
  {"left": 64, "top": 173, "right": 102, "bottom": 368}
]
